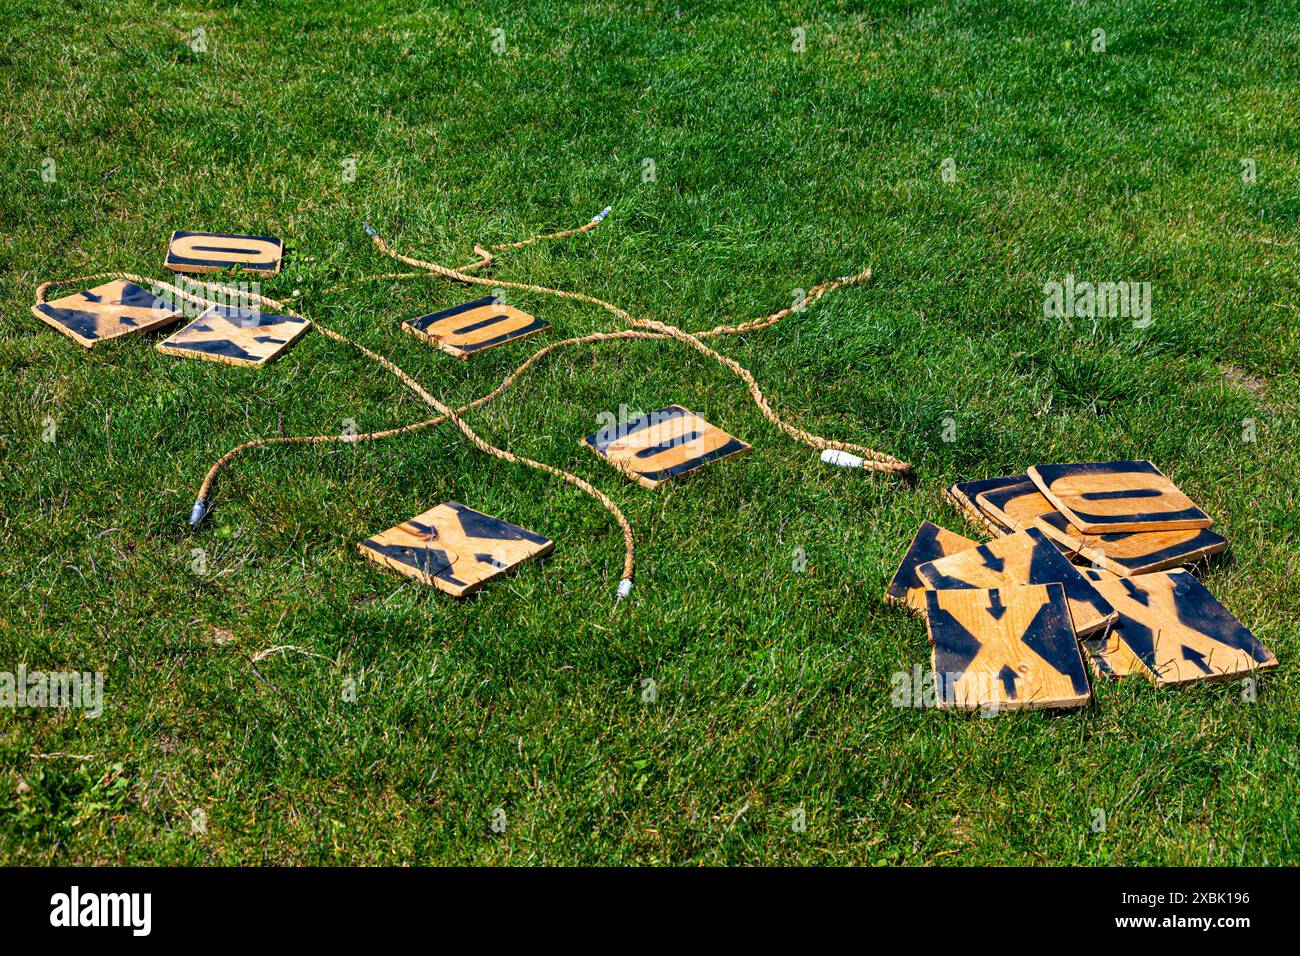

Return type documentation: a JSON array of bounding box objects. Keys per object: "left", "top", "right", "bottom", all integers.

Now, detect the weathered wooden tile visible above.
[
  {"left": 359, "top": 501, "right": 553, "bottom": 598},
  {"left": 1087, "top": 570, "right": 1276, "bottom": 686},
  {"left": 1035, "top": 510, "right": 1227, "bottom": 577},
  {"left": 1077, "top": 569, "right": 1146, "bottom": 678},
  {"left": 403, "top": 296, "right": 549, "bottom": 358},
  {"left": 944, "top": 475, "right": 1024, "bottom": 537},
  {"left": 582, "top": 405, "right": 749, "bottom": 489},
  {"left": 30, "top": 279, "right": 182, "bottom": 348},
  {"left": 925, "top": 583, "right": 1091, "bottom": 711},
  {"left": 165, "top": 231, "right": 284, "bottom": 275},
  {"left": 916, "top": 527, "right": 1118, "bottom": 637},
  {"left": 1028, "top": 460, "right": 1212, "bottom": 533},
  {"left": 156, "top": 304, "right": 310, "bottom": 367},
  {"left": 884, "top": 521, "right": 979, "bottom": 613}
]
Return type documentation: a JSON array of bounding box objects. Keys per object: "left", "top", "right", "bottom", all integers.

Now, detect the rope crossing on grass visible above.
[{"left": 33, "top": 209, "right": 911, "bottom": 599}]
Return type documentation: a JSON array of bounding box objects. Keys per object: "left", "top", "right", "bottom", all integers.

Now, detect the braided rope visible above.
[
  {"left": 367, "top": 228, "right": 911, "bottom": 473},
  {"left": 33, "top": 269, "right": 638, "bottom": 590},
  {"left": 34, "top": 211, "right": 911, "bottom": 599}
]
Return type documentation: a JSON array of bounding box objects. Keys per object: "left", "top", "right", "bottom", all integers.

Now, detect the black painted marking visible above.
[
  {"left": 996, "top": 665, "right": 1020, "bottom": 698},
  {"left": 449, "top": 501, "right": 550, "bottom": 545},
  {"left": 1023, "top": 528, "right": 1115, "bottom": 623},
  {"left": 986, "top": 589, "right": 1006, "bottom": 620},
  {"left": 1119, "top": 578, "right": 1150, "bottom": 606},
  {"left": 1166, "top": 574, "right": 1272, "bottom": 664},
  {"left": 633, "top": 437, "right": 749, "bottom": 482},
  {"left": 585, "top": 405, "right": 690, "bottom": 454},
  {"left": 453, "top": 312, "right": 512, "bottom": 335},
  {"left": 976, "top": 544, "right": 1005, "bottom": 573},
  {"left": 456, "top": 318, "right": 549, "bottom": 353},
  {"left": 360, "top": 539, "right": 466, "bottom": 588},
  {"left": 166, "top": 338, "right": 261, "bottom": 362},
  {"left": 886, "top": 522, "right": 950, "bottom": 602},
  {"left": 927, "top": 594, "right": 983, "bottom": 704},
  {"left": 635, "top": 430, "right": 704, "bottom": 458},
  {"left": 1018, "top": 594, "right": 1089, "bottom": 694},
  {"left": 1065, "top": 504, "right": 1207, "bottom": 526},
  {"left": 1080, "top": 488, "right": 1163, "bottom": 501},
  {"left": 409, "top": 296, "right": 498, "bottom": 329},
  {"left": 1181, "top": 644, "right": 1213, "bottom": 674}
]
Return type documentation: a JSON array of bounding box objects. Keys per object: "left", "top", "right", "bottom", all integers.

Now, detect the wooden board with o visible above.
[
  {"left": 359, "top": 501, "right": 553, "bottom": 598},
  {"left": 165, "top": 231, "right": 284, "bottom": 276},
  {"left": 582, "top": 405, "right": 749, "bottom": 489},
  {"left": 916, "top": 527, "right": 1118, "bottom": 637},
  {"left": 1035, "top": 510, "right": 1227, "bottom": 577},
  {"left": 403, "top": 296, "right": 549, "bottom": 358},
  {"left": 925, "top": 583, "right": 1091, "bottom": 711},
  {"left": 974, "top": 481, "right": 1076, "bottom": 556},
  {"left": 1086, "top": 570, "right": 1276, "bottom": 685},
  {"left": 30, "top": 279, "right": 182, "bottom": 348},
  {"left": 1028, "top": 460, "right": 1211, "bottom": 533},
  {"left": 943, "top": 474, "right": 1022, "bottom": 537},
  {"left": 884, "top": 521, "right": 978, "bottom": 614},
  {"left": 157, "top": 305, "right": 311, "bottom": 367}
]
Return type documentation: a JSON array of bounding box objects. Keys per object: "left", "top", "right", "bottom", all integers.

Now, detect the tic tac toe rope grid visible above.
[{"left": 34, "top": 209, "right": 911, "bottom": 598}]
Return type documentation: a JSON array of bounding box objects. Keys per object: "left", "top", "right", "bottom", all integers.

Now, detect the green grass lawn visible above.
[{"left": 1, "top": 0, "right": 1296, "bottom": 865}]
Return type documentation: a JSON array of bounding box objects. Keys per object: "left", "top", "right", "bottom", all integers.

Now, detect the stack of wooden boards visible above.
[{"left": 885, "top": 461, "right": 1276, "bottom": 712}]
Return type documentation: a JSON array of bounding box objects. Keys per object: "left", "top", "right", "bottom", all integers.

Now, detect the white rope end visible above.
[
  {"left": 362, "top": 222, "right": 378, "bottom": 238},
  {"left": 820, "top": 449, "right": 865, "bottom": 469},
  {"left": 189, "top": 499, "right": 209, "bottom": 528},
  {"left": 616, "top": 578, "right": 633, "bottom": 600},
  {"left": 592, "top": 206, "right": 612, "bottom": 224}
]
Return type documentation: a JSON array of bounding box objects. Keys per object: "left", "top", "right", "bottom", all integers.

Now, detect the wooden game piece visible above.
[
  {"left": 582, "top": 405, "right": 749, "bottom": 489},
  {"left": 925, "top": 583, "right": 1091, "bottom": 711},
  {"left": 30, "top": 278, "right": 183, "bottom": 348},
  {"left": 358, "top": 501, "right": 553, "bottom": 597},
  {"left": 1028, "top": 460, "right": 1212, "bottom": 533},
  {"left": 1034, "top": 510, "right": 1227, "bottom": 577},
  {"left": 1085, "top": 570, "right": 1276, "bottom": 685},
  {"left": 944, "top": 475, "right": 1024, "bottom": 537},
  {"left": 884, "top": 521, "right": 979, "bottom": 613},
  {"left": 403, "top": 296, "right": 549, "bottom": 358},
  {"left": 916, "top": 527, "right": 1118, "bottom": 637},
  {"left": 165, "top": 231, "right": 284, "bottom": 275},
  {"left": 156, "top": 305, "right": 310, "bottom": 367}
]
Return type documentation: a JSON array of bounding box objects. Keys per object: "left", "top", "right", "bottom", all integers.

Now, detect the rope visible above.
[
  {"left": 33, "top": 269, "right": 638, "bottom": 592},
  {"left": 33, "top": 208, "right": 911, "bottom": 599},
  {"left": 364, "top": 220, "right": 911, "bottom": 473}
]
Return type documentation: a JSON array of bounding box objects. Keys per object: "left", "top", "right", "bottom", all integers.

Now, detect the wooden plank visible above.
[
  {"left": 925, "top": 583, "right": 1091, "bottom": 711},
  {"left": 916, "top": 527, "right": 1118, "bottom": 637},
  {"left": 165, "top": 231, "right": 284, "bottom": 275},
  {"left": 403, "top": 296, "right": 549, "bottom": 358},
  {"left": 884, "top": 521, "right": 978, "bottom": 613},
  {"left": 358, "top": 501, "right": 553, "bottom": 598},
  {"left": 1028, "top": 460, "right": 1212, "bottom": 533},
  {"left": 156, "top": 305, "right": 310, "bottom": 367},
  {"left": 29, "top": 278, "right": 183, "bottom": 349},
  {"left": 582, "top": 405, "right": 749, "bottom": 489},
  {"left": 1035, "top": 510, "right": 1228, "bottom": 577},
  {"left": 1086, "top": 570, "right": 1276, "bottom": 686},
  {"left": 944, "top": 474, "right": 1023, "bottom": 537}
]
